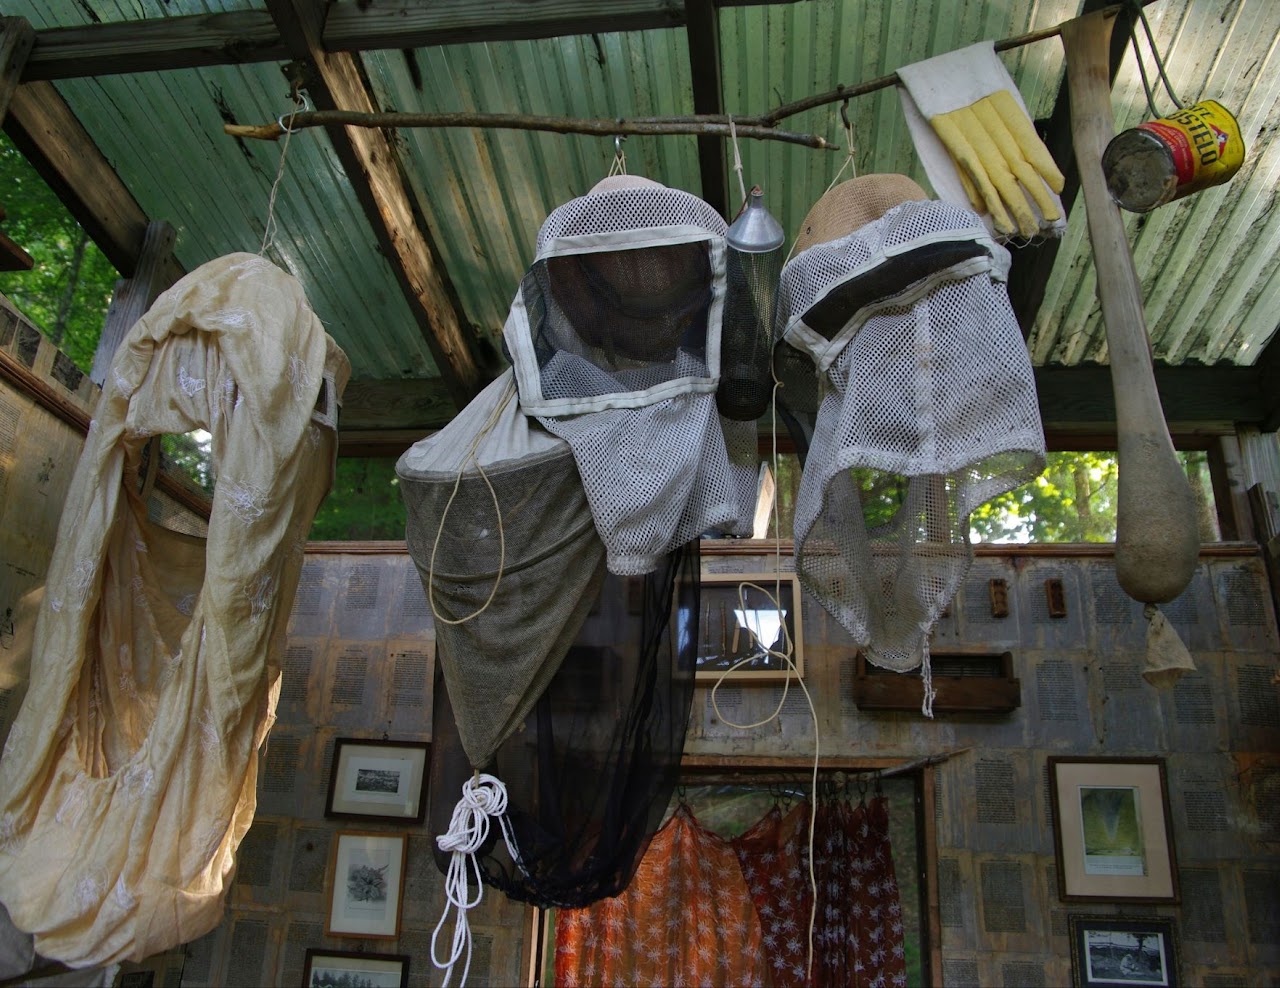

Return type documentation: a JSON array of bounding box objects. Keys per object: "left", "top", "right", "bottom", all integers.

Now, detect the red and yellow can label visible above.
[{"left": 1137, "top": 99, "right": 1245, "bottom": 197}]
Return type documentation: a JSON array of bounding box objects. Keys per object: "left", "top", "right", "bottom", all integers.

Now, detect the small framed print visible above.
[
  {"left": 696, "top": 572, "right": 804, "bottom": 682},
  {"left": 326, "top": 832, "right": 407, "bottom": 939},
  {"left": 1069, "top": 915, "right": 1179, "bottom": 988},
  {"left": 1049, "top": 757, "right": 1179, "bottom": 903},
  {"left": 325, "top": 738, "right": 429, "bottom": 824},
  {"left": 302, "top": 948, "right": 409, "bottom": 988}
]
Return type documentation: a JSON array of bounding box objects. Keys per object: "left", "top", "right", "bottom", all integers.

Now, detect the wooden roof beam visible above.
[
  {"left": 19, "top": 2, "right": 686, "bottom": 81},
  {"left": 2, "top": 78, "right": 185, "bottom": 286},
  {"left": 685, "top": 0, "right": 728, "bottom": 218},
  {"left": 265, "top": 0, "right": 483, "bottom": 408}
]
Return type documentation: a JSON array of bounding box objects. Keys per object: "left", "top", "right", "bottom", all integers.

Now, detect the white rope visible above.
[
  {"left": 431, "top": 773, "right": 522, "bottom": 988},
  {"left": 705, "top": 373, "right": 822, "bottom": 981}
]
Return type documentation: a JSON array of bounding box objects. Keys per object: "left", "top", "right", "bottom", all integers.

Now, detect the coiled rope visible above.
[{"left": 431, "top": 773, "right": 522, "bottom": 987}]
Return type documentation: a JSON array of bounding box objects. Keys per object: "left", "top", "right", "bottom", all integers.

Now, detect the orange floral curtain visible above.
[{"left": 555, "top": 804, "right": 766, "bottom": 987}]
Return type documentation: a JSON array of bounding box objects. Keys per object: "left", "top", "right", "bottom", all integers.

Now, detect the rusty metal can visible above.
[{"left": 1101, "top": 99, "right": 1245, "bottom": 212}]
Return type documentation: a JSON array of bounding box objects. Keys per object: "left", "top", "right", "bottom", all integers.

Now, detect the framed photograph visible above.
[
  {"left": 302, "top": 948, "right": 409, "bottom": 988},
  {"left": 1068, "top": 915, "right": 1179, "bottom": 988},
  {"left": 1049, "top": 757, "right": 1179, "bottom": 902},
  {"left": 325, "top": 738, "right": 429, "bottom": 823},
  {"left": 695, "top": 572, "right": 804, "bottom": 681},
  {"left": 326, "top": 832, "right": 408, "bottom": 939}
]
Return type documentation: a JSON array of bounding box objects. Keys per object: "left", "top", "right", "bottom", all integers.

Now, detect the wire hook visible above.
[
  {"left": 276, "top": 90, "right": 312, "bottom": 135},
  {"left": 607, "top": 134, "right": 628, "bottom": 177}
]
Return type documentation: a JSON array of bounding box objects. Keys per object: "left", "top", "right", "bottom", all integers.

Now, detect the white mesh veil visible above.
[
  {"left": 776, "top": 177, "right": 1046, "bottom": 707},
  {"left": 396, "top": 370, "right": 606, "bottom": 768},
  {"left": 504, "top": 177, "right": 757, "bottom": 575}
]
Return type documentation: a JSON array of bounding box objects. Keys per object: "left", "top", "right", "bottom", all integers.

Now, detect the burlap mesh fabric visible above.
[
  {"left": 0, "top": 254, "right": 348, "bottom": 966},
  {"left": 397, "top": 371, "right": 606, "bottom": 768},
  {"left": 426, "top": 542, "right": 700, "bottom": 908},
  {"left": 504, "top": 177, "right": 756, "bottom": 576},
  {"left": 777, "top": 177, "right": 1045, "bottom": 677}
]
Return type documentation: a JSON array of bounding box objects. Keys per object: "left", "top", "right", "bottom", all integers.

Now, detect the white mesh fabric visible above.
[
  {"left": 397, "top": 371, "right": 606, "bottom": 767},
  {"left": 782, "top": 199, "right": 1044, "bottom": 674},
  {"left": 542, "top": 389, "right": 758, "bottom": 576},
  {"left": 505, "top": 181, "right": 756, "bottom": 575},
  {"left": 778, "top": 199, "right": 1005, "bottom": 368},
  {"left": 505, "top": 186, "right": 728, "bottom": 417}
]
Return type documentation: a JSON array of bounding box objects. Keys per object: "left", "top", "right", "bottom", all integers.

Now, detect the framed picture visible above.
[
  {"left": 1068, "top": 915, "right": 1179, "bottom": 988},
  {"left": 1049, "top": 757, "right": 1179, "bottom": 902},
  {"left": 325, "top": 738, "right": 429, "bottom": 823},
  {"left": 696, "top": 572, "right": 804, "bottom": 681},
  {"left": 302, "top": 948, "right": 409, "bottom": 988},
  {"left": 326, "top": 832, "right": 408, "bottom": 939}
]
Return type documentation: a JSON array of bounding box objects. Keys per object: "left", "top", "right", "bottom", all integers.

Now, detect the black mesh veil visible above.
[{"left": 427, "top": 541, "right": 700, "bottom": 908}]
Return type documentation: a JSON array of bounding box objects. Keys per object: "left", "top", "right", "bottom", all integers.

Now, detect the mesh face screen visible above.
[
  {"left": 778, "top": 198, "right": 1044, "bottom": 671},
  {"left": 524, "top": 242, "right": 714, "bottom": 397}
]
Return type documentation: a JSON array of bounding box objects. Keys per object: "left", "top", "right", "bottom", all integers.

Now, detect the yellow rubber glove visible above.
[{"left": 930, "top": 90, "right": 1066, "bottom": 238}]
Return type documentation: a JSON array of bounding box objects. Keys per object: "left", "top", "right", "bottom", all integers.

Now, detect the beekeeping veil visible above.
[
  {"left": 775, "top": 176, "right": 1045, "bottom": 712},
  {"left": 0, "top": 253, "right": 348, "bottom": 966},
  {"left": 503, "top": 174, "right": 757, "bottom": 575},
  {"left": 399, "top": 346, "right": 697, "bottom": 974},
  {"left": 398, "top": 370, "right": 607, "bottom": 767}
]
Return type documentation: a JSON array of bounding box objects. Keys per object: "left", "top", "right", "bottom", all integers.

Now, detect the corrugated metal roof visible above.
[
  {"left": 3, "top": 0, "right": 1278, "bottom": 403},
  {"left": 360, "top": 28, "right": 702, "bottom": 352},
  {"left": 1031, "top": 0, "right": 1280, "bottom": 367}
]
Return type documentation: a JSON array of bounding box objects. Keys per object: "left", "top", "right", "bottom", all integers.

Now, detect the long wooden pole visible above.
[{"left": 1062, "top": 10, "right": 1199, "bottom": 604}]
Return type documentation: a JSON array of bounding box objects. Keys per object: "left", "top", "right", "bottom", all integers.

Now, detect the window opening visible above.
[{"left": 0, "top": 133, "right": 114, "bottom": 373}]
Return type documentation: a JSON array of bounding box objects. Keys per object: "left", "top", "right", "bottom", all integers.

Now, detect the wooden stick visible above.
[
  {"left": 225, "top": 111, "right": 836, "bottom": 149},
  {"left": 1062, "top": 10, "right": 1199, "bottom": 604}
]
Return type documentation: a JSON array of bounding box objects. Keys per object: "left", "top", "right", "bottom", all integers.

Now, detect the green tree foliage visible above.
[
  {"left": 309, "top": 457, "right": 407, "bottom": 541},
  {"left": 766, "top": 450, "right": 1218, "bottom": 545},
  {"left": 0, "top": 133, "right": 115, "bottom": 371}
]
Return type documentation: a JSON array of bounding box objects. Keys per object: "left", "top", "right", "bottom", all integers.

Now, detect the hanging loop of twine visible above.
[
  {"left": 426, "top": 377, "right": 514, "bottom": 627},
  {"left": 431, "top": 773, "right": 522, "bottom": 988},
  {"left": 259, "top": 88, "right": 310, "bottom": 257}
]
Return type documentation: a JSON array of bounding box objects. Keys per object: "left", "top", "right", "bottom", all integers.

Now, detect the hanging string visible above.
[
  {"left": 431, "top": 773, "right": 522, "bottom": 988},
  {"left": 1127, "top": 0, "right": 1183, "bottom": 118},
  {"left": 823, "top": 99, "right": 858, "bottom": 195},
  {"left": 706, "top": 365, "right": 821, "bottom": 982},
  {"left": 426, "top": 376, "right": 515, "bottom": 626},
  {"left": 728, "top": 115, "right": 748, "bottom": 214},
  {"left": 259, "top": 89, "right": 308, "bottom": 257},
  {"left": 607, "top": 134, "right": 628, "bottom": 177}
]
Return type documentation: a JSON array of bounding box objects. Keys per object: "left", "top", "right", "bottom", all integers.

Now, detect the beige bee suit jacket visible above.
[{"left": 0, "top": 253, "right": 349, "bottom": 967}]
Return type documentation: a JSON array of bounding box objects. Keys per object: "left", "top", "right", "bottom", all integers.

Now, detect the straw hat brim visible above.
[{"left": 792, "top": 174, "right": 930, "bottom": 255}]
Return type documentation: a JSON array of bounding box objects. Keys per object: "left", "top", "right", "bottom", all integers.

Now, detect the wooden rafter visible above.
[
  {"left": 2, "top": 79, "right": 185, "bottom": 286},
  {"left": 684, "top": 0, "right": 728, "bottom": 218},
  {"left": 19, "top": 1, "right": 686, "bottom": 82},
  {"left": 265, "top": 0, "right": 483, "bottom": 409}
]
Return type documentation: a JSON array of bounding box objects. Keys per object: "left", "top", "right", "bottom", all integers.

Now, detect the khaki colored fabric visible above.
[{"left": 0, "top": 253, "right": 349, "bottom": 967}]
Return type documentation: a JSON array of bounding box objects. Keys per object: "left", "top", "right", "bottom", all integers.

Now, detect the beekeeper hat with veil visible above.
[
  {"left": 397, "top": 174, "right": 750, "bottom": 980},
  {"left": 774, "top": 174, "right": 1046, "bottom": 714}
]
